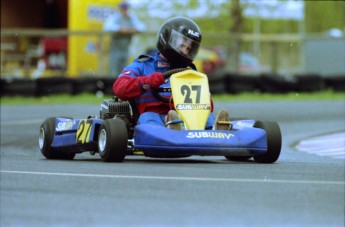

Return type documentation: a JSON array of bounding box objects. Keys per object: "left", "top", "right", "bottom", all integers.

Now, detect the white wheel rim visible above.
[
  {"left": 98, "top": 128, "right": 107, "bottom": 154},
  {"left": 38, "top": 127, "right": 45, "bottom": 149}
]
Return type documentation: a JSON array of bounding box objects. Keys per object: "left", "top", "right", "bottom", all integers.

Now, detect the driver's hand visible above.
[{"left": 138, "top": 72, "right": 165, "bottom": 89}]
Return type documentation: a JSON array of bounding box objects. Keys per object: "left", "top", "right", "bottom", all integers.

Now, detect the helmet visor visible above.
[{"left": 168, "top": 29, "right": 200, "bottom": 61}]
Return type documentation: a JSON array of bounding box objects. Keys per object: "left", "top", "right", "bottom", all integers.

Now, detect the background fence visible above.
[{"left": 1, "top": 29, "right": 344, "bottom": 96}]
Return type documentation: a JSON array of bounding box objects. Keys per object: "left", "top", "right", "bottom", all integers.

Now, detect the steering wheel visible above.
[{"left": 152, "top": 68, "right": 189, "bottom": 103}]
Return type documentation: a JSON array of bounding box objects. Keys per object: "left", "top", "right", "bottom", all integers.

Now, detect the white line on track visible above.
[
  {"left": 296, "top": 132, "right": 345, "bottom": 159},
  {"left": 1, "top": 170, "right": 344, "bottom": 185}
]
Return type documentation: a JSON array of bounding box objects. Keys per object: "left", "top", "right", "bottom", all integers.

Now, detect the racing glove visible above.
[{"left": 138, "top": 72, "right": 165, "bottom": 89}]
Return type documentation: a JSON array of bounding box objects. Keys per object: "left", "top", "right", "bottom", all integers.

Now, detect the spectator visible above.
[
  {"left": 103, "top": 1, "right": 145, "bottom": 77},
  {"left": 113, "top": 17, "right": 231, "bottom": 131}
]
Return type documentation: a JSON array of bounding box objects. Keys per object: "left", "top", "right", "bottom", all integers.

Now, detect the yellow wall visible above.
[{"left": 68, "top": 0, "right": 120, "bottom": 77}]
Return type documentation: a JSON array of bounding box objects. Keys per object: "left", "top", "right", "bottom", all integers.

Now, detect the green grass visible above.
[
  {"left": 213, "top": 90, "right": 345, "bottom": 102},
  {"left": 1, "top": 91, "right": 344, "bottom": 105},
  {"left": 1, "top": 93, "right": 112, "bottom": 105}
]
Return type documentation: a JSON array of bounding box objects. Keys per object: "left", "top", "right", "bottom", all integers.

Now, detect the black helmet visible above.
[{"left": 156, "top": 17, "right": 202, "bottom": 68}]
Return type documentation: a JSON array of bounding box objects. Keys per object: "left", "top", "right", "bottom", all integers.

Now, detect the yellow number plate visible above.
[{"left": 170, "top": 70, "right": 211, "bottom": 130}]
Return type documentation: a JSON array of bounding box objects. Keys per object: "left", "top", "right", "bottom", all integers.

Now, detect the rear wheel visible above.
[
  {"left": 98, "top": 118, "right": 128, "bottom": 162},
  {"left": 253, "top": 121, "right": 281, "bottom": 163},
  {"left": 39, "top": 117, "right": 76, "bottom": 160}
]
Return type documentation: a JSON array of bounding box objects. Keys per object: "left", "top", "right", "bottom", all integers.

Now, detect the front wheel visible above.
[
  {"left": 253, "top": 121, "right": 282, "bottom": 163},
  {"left": 98, "top": 118, "right": 128, "bottom": 162},
  {"left": 39, "top": 117, "right": 76, "bottom": 160}
]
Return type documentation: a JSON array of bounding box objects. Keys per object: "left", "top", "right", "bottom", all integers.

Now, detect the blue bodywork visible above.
[
  {"left": 51, "top": 117, "right": 104, "bottom": 152},
  {"left": 50, "top": 118, "right": 268, "bottom": 157},
  {"left": 134, "top": 120, "right": 268, "bottom": 157}
]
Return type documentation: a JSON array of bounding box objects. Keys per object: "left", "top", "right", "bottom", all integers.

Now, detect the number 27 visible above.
[
  {"left": 76, "top": 120, "right": 92, "bottom": 144},
  {"left": 181, "top": 85, "right": 201, "bottom": 103}
]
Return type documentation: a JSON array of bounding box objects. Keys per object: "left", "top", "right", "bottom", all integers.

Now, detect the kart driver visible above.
[{"left": 113, "top": 17, "right": 230, "bottom": 130}]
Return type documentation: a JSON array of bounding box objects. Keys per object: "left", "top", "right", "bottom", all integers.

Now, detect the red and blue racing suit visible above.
[{"left": 113, "top": 53, "right": 215, "bottom": 129}]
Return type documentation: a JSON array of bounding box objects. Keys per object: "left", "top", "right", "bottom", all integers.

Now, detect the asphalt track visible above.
[{"left": 1, "top": 100, "right": 344, "bottom": 227}]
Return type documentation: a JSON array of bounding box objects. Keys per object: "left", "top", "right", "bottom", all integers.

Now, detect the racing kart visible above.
[{"left": 39, "top": 69, "right": 282, "bottom": 163}]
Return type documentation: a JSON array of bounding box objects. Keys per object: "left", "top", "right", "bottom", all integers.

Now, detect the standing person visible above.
[
  {"left": 103, "top": 1, "right": 145, "bottom": 77},
  {"left": 113, "top": 17, "right": 231, "bottom": 130}
]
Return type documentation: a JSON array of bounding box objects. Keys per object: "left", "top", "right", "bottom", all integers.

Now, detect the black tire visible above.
[
  {"left": 36, "top": 77, "right": 74, "bottom": 96},
  {"left": 98, "top": 118, "right": 128, "bottom": 162},
  {"left": 225, "top": 156, "right": 252, "bottom": 161},
  {"left": 253, "top": 121, "right": 282, "bottom": 163},
  {"left": 39, "top": 117, "right": 76, "bottom": 160}
]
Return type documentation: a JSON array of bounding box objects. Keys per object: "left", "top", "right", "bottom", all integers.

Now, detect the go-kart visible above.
[{"left": 39, "top": 69, "right": 282, "bottom": 163}]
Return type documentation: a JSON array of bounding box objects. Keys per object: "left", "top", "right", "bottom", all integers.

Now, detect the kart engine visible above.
[
  {"left": 99, "top": 97, "right": 139, "bottom": 139},
  {"left": 99, "top": 98, "right": 132, "bottom": 120}
]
